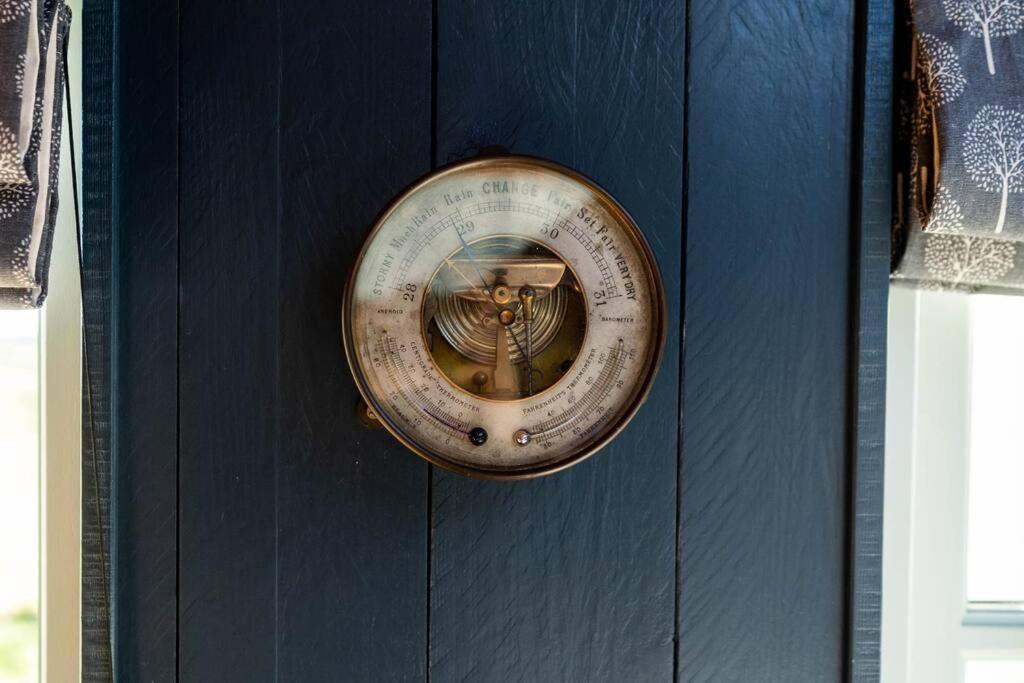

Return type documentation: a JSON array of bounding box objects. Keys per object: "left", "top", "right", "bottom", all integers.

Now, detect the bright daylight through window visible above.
[
  {"left": 966, "top": 296, "right": 1024, "bottom": 608},
  {"left": 0, "top": 310, "right": 40, "bottom": 682}
]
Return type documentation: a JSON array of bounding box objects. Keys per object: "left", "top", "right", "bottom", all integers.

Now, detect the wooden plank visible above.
[
  {"left": 108, "top": 0, "right": 179, "bottom": 680},
  {"left": 177, "top": 2, "right": 279, "bottom": 678},
  {"left": 679, "top": 1, "right": 855, "bottom": 679},
  {"left": 848, "top": 0, "right": 892, "bottom": 678},
  {"left": 430, "top": 2, "right": 684, "bottom": 680},
  {"left": 274, "top": 1, "right": 432, "bottom": 679},
  {"left": 80, "top": 1, "right": 113, "bottom": 680}
]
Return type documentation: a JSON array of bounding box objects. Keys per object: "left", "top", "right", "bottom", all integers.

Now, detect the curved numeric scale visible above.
[{"left": 342, "top": 156, "right": 666, "bottom": 478}]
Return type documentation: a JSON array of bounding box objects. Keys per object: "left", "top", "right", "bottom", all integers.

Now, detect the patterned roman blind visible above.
[
  {"left": 0, "top": 0, "right": 68, "bottom": 309},
  {"left": 893, "top": 0, "right": 1024, "bottom": 292}
]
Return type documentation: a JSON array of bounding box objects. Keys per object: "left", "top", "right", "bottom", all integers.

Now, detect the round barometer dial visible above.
[{"left": 342, "top": 156, "right": 665, "bottom": 479}]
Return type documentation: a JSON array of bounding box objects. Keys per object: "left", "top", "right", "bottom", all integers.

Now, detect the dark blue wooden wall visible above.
[{"left": 82, "top": 0, "right": 890, "bottom": 680}]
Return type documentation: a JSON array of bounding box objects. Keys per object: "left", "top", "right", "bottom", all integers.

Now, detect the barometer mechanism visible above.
[{"left": 342, "top": 156, "right": 665, "bottom": 478}]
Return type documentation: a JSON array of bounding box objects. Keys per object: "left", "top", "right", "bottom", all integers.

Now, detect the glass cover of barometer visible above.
[{"left": 342, "top": 156, "right": 665, "bottom": 478}]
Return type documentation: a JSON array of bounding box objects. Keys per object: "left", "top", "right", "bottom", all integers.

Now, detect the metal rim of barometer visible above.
[{"left": 341, "top": 154, "right": 667, "bottom": 480}]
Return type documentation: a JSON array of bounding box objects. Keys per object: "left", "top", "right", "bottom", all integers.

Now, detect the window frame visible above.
[
  {"left": 883, "top": 288, "right": 1024, "bottom": 683},
  {"left": 39, "top": 4, "right": 83, "bottom": 677},
  {"left": 40, "top": 181, "right": 81, "bottom": 682}
]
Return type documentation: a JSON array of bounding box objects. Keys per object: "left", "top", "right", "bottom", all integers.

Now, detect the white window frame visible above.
[
  {"left": 39, "top": 3, "right": 82, "bottom": 678},
  {"left": 883, "top": 287, "right": 1024, "bottom": 683}
]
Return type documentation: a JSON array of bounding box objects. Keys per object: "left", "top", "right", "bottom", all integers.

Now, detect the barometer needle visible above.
[
  {"left": 454, "top": 224, "right": 493, "bottom": 299},
  {"left": 451, "top": 223, "right": 533, "bottom": 394}
]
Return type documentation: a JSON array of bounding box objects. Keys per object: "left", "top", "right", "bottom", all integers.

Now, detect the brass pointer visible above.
[{"left": 519, "top": 285, "right": 536, "bottom": 395}]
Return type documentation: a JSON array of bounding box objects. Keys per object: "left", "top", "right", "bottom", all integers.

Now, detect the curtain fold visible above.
[
  {"left": 0, "top": 0, "right": 68, "bottom": 309},
  {"left": 893, "top": 0, "right": 1024, "bottom": 292}
]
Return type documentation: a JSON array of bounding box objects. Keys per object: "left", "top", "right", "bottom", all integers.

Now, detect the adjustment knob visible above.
[{"left": 469, "top": 427, "right": 488, "bottom": 446}]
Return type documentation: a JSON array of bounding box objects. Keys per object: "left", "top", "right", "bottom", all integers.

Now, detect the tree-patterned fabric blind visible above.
[
  {"left": 0, "top": 0, "right": 68, "bottom": 309},
  {"left": 893, "top": 0, "right": 1024, "bottom": 292}
]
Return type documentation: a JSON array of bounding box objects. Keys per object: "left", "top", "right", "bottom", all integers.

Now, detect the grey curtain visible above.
[
  {"left": 893, "top": 0, "right": 1024, "bottom": 292},
  {"left": 0, "top": 0, "right": 68, "bottom": 309}
]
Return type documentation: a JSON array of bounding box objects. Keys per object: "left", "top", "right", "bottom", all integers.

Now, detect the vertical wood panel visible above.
[
  {"left": 430, "top": 2, "right": 684, "bottom": 680},
  {"left": 680, "top": 1, "right": 854, "bottom": 680},
  {"left": 81, "top": 1, "right": 113, "bottom": 680},
  {"left": 177, "top": 2, "right": 279, "bottom": 678},
  {"left": 849, "top": 0, "right": 892, "bottom": 678},
  {"left": 111, "top": 1, "right": 179, "bottom": 680},
  {"left": 275, "top": 1, "right": 432, "bottom": 679}
]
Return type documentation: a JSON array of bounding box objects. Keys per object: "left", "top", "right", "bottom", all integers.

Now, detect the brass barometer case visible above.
[{"left": 342, "top": 156, "right": 666, "bottom": 479}]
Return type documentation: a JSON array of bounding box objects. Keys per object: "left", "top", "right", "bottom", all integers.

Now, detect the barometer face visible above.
[{"left": 342, "top": 156, "right": 665, "bottom": 478}]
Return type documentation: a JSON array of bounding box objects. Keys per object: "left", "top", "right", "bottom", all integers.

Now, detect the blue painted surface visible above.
[{"left": 84, "top": 0, "right": 887, "bottom": 680}]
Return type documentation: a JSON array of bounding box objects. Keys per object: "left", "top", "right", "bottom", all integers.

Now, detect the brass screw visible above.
[
  {"left": 498, "top": 308, "right": 516, "bottom": 326},
  {"left": 492, "top": 284, "right": 512, "bottom": 305}
]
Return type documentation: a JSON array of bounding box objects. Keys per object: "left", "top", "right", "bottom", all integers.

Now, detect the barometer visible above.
[{"left": 342, "top": 156, "right": 665, "bottom": 478}]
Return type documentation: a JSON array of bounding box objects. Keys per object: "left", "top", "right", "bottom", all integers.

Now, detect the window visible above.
[
  {"left": 0, "top": 310, "right": 41, "bottom": 682},
  {"left": 883, "top": 289, "right": 1024, "bottom": 683},
  {"left": 0, "top": 162, "right": 81, "bottom": 683},
  {"left": 965, "top": 661, "right": 1024, "bottom": 683},
  {"left": 0, "top": 3, "right": 82, "bottom": 678},
  {"left": 965, "top": 296, "right": 1024, "bottom": 610}
]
